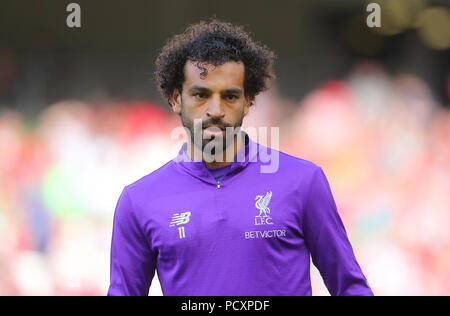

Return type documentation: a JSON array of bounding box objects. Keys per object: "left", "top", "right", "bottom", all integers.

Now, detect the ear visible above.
[
  {"left": 169, "top": 89, "right": 182, "bottom": 115},
  {"left": 243, "top": 96, "right": 253, "bottom": 117}
]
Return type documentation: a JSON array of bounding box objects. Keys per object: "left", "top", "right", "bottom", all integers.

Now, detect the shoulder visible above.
[
  {"left": 279, "top": 150, "right": 320, "bottom": 171},
  {"left": 123, "top": 159, "right": 177, "bottom": 199},
  {"left": 256, "top": 144, "right": 327, "bottom": 199},
  {"left": 278, "top": 150, "right": 325, "bottom": 190},
  {"left": 258, "top": 142, "right": 321, "bottom": 176}
]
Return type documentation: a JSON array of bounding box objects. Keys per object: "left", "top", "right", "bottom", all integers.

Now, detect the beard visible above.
[{"left": 180, "top": 101, "right": 245, "bottom": 156}]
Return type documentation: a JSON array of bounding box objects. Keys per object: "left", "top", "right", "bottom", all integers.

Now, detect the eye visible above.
[
  {"left": 225, "top": 95, "right": 238, "bottom": 101},
  {"left": 194, "top": 92, "right": 208, "bottom": 99}
]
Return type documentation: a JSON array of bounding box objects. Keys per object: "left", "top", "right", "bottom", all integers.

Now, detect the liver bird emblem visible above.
[{"left": 255, "top": 191, "right": 272, "bottom": 217}]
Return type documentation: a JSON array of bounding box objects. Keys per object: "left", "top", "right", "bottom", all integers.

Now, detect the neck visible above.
[{"left": 186, "top": 131, "right": 247, "bottom": 168}]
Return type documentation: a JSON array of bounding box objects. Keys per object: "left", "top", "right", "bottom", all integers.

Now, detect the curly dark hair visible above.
[{"left": 155, "top": 19, "right": 276, "bottom": 106}]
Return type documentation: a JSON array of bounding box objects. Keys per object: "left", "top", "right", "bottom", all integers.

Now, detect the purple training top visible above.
[{"left": 108, "top": 133, "right": 373, "bottom": 296}]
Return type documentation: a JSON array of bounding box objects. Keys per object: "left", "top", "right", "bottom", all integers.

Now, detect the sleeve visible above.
[
  {"left": 107, "top": 187, "right": 156, "bottom": 296},
  {"left": 302, "top": 166, "right": 373, "bottom": 296}
]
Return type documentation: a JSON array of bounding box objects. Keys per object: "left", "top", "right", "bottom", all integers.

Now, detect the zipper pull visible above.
[{"left": 217, "top": 180, "right": 221, "bottom": 189}]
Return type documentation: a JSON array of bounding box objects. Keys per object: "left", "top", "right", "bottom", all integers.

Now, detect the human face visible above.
[{"left": 170, "top": 60, "right": 251, "bottom": 154}]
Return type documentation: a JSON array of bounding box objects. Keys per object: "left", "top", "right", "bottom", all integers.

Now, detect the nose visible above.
[{"left": 206, "top": 94, "right": 225, "bottom": 118}]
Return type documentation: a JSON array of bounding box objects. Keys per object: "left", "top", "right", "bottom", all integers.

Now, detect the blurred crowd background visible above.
[{"left": 0, "top": 0, "right": 449, "bottom": 295}]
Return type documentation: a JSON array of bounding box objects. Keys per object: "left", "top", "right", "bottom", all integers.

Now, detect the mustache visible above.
[{"left": 195, "top": 119, "right": 232, "bottom": 129}]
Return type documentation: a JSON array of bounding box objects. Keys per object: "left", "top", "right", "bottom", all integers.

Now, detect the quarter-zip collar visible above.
[{"left": 172, "top": 131, "right": 260, "bottom": 185}]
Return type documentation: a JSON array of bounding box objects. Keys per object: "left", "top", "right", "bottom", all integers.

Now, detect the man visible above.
[{"left": 108, "top": 19, "right": 373, "bottom": 296}]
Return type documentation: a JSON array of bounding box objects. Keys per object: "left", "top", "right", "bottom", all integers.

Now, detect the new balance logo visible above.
[
  {"left": 170, "top": 212, "right": 191, "bottom": 239},
  {"left": 170, "top": 212, "right": 191, "bottom": 227}
]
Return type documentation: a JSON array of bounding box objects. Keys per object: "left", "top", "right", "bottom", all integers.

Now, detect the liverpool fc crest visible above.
[{"left": 254, "top": 191, "right": 273, "bottom": 225}]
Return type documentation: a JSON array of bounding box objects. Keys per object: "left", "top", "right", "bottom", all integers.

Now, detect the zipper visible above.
[{"left": 217, "top": 180, "right": 221, "bottom": 189}]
